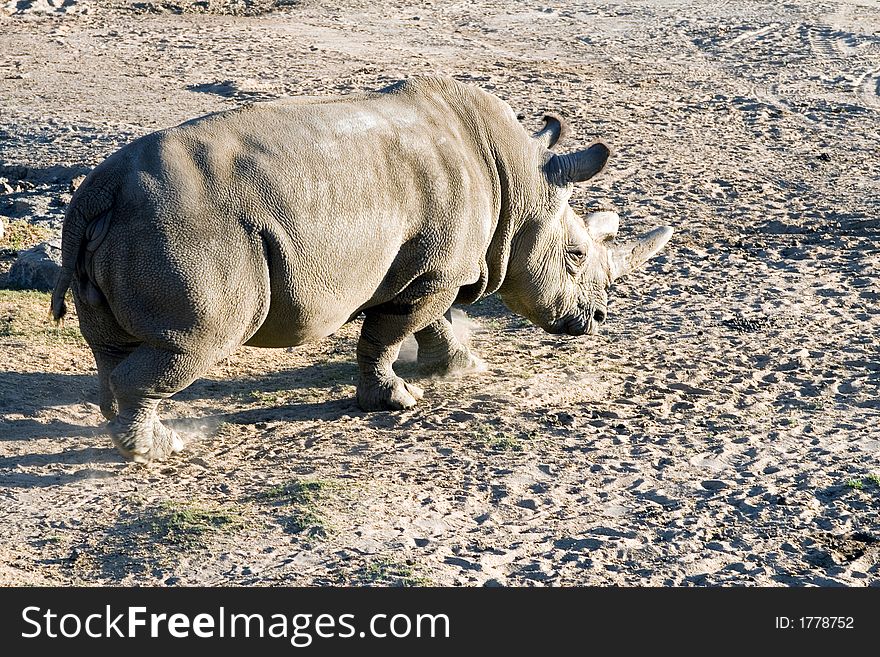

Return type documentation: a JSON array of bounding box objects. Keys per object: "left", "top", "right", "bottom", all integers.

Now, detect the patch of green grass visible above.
[
  {"left": 358, "top": 558, "right": 431, "bottom": 587},
  {"left": 0, "top": 289, "right": 55, "bottom": 305},
  {"left": 257, "top": 479, "right": 335, "bottom": 538},
  {"left": 846, "top": 475, "right": 880, "bottom": 492},
  {"left": 0, "top": 220, "right": 51, "bottom": 253},
  {"left": 250, "top": 390, "right": 290, "bottom": 405},
  {"left": 144, "top": 502, "right": 243, "bottom": 548},
  {"left": 471, "top": 422, "right": 524, "bottom": 452},
  {"left": 0, "top": 289, "right": 84, "bottom": 343},
  {"left": 70, "top": 500, "right": 246, "bottom": 581},
  {"left": 487, "top": 435, "right": 524, "bottom": 452},
  {"left": 34, "top": 534, "right": 65, "bottom": 548}
]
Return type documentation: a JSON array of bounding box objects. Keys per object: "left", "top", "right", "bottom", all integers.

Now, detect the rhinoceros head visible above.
[{"left": 498, "top": 115, "right": 673, "bottom": 336}]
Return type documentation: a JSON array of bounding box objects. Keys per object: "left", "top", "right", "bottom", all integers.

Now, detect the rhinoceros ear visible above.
[
  {"left": 610, "top": 226, "right": 674, "bottom": 281},
  {"left": 545, "top": 142, "right": 611, "bottom": 186},
  {"left": 585, "top": 211, "right": 620, "bottom": 242},
  {"left": 534, "top": 113, "right": 570, "bottom": 149}
]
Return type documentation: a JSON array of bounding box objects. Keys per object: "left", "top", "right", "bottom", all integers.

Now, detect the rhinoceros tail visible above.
[
  {"left": 50, "top": 271, "right": 71, "bottom": 322},
  {"left": 51, "top": 177, "right": 115, "bottom": 321}
]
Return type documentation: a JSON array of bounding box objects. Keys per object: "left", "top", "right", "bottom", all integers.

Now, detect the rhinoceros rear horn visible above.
[
  {"left": 545, "top": 142, "right": 611, "bottom": 186},
  {"left": 533, "top": 113, "right": 570, "bottom": 149},
  {"left": 610, "top": 226, "right": 674, "bottom": 281}
]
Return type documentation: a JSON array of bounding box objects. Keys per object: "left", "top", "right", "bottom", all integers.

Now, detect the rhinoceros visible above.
[{"left": 51, "top": 75, "right": 672, "bottom": 463}]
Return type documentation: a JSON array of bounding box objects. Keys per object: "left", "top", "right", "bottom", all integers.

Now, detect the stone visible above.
[
  {"left": 70, "top": 175, "right": 86, "bottom": 193},
  {"left": 7, "top": 238, "right": 62, "bottom": 291},
  {"left": 2, "top": 198, "right": 35, "bottom": 217}
]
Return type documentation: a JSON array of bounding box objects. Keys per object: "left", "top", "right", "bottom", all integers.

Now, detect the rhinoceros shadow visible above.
[
  {"left": 0, "top": 362, "right": 363, "bottom": 488},
  {"left": 173, "top": 358, "right": 362, "bottom": 403},
  {"left": 0, "top": 447, "right": 119, "bottom": 488},
  {"left": 0, "top": 371, "right": 101, "bottom": 442},
  {"left": 0, "top": 359, "right": 367, "bottom": 445}
]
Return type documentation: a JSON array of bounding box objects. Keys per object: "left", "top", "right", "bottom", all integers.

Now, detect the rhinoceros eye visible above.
[{"left": 567, "top": 246, "right": 587, "bottom": 262}]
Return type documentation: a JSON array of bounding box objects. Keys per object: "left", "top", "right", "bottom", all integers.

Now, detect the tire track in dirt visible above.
[
  {"left": 805, "top": 23, "right": 846, "bottom": 61},
  {"left": 726, "top": 23, "right": 781, "bottom": 47},
  {"left": 803, "top": 19, "right": 880, "bottom": 111},
  {"left": 705, "top": 16, "right": 880, "bottom": 126},
  {"left": 854, "top": 66, "right": 880, "bottom": 108}
]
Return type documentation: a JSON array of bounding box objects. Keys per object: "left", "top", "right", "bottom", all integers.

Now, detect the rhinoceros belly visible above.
[
  {"left": 240, "top": 221, "right": 402, "bottom": 348},
  {"left": 243, "top": 297, "right": 359, "bottom": 347}
]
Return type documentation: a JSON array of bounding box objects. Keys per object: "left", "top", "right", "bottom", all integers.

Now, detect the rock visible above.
[
  {"left": 2, "top": 198, "right": 35, "bottom": 218},
  {"left": 7, "top": 238, "right": 62, "bottom": 291},
  {"left": 3, "top": 0, "right": 88, "bottom": 15},
  {"left": 70, "top": 175, "right": 86, "bottom": 193},
  {"left": 0, "top": 165, "right": 28, "bottom": 181},
  {"left": 0, "top": 217, "right": 4, "bottom": 242}
]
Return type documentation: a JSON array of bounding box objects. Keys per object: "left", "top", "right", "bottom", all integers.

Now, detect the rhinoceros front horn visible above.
[
  {"left": 610, "top": 226, "right": 674, "bottom": 281},
  {"left": 545, "top": 142, "right": 611, "bottom": 186}
]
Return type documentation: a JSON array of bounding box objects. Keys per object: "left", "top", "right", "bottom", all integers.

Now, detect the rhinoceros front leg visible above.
[
  {"left": 356, "top": 295, "right": 455, "bottom": 411},
  {"left": 414, "top": 310, "right": 485, "bottom": 376}
]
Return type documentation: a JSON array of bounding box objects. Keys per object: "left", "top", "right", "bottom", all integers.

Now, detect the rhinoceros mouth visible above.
[
  {"left": 550, "top": 315, "right": 590, "bottom": 336},
  {"left": 563, "top": 317, "right": 591, "bottom": 336},
  {"left": 553, "top": 306, "right": 606, "bottom": 336}
]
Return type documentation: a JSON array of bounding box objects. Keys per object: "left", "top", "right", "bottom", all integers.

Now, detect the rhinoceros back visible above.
[{"left": 56, "top": 76, "right": 510, "bottom": 347}]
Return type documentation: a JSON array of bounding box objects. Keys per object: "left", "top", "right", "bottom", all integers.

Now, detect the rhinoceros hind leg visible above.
[
  {"left": 107, "top": 345, "right": 207, "bottom": 462},
  {"left": 108, "top": 401, "right": 183, "bottom": 464},
  {"left": 414, "top": 312, "right": 485, "bottom": 376},
  {"left": 77, "top": 303, "right": 136, "bottom": 422},
  {"left": 92, "top": 346, "right": 133, "bottom": 420}
]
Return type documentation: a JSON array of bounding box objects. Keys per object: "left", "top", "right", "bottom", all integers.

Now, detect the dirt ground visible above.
[{"left": 1, "top": 0, "right": 878, "bottom": 586}]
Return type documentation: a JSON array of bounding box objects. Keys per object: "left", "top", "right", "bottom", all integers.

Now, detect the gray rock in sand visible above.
[{"left": 8, "top": 238, "right": 62, "bottom": 291}]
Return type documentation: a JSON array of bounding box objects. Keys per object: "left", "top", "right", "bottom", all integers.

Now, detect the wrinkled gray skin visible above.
[{"left": 51, "top": 76, "right": 672, "bottom": 463}]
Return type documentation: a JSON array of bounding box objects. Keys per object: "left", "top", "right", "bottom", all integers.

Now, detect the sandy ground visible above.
[{"left": 0, "top": 0, "right": 878, "bottom": 586}]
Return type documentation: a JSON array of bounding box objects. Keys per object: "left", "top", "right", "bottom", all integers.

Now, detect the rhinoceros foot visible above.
[
  {"left": 418, "top": 347, "right": 486, "bottom": 377},
  {"left": 357, "top": 376, "right": 424, "bottom": 411},
  {"left": 108, "top": 410, "right": 184, "bottom": 463}
]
